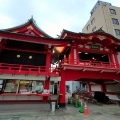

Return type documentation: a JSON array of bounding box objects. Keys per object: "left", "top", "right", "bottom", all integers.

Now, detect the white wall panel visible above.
[
  {"left": 91, "top": 85, "right": 101, "bottom": 91},
  {"left": 106, "top": 84, "right": 119, "bottom": 92}
]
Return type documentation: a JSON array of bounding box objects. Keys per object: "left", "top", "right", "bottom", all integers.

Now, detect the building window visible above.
[
  {"left": 115, "top": 29, "right": 120, "bottom": 35},
  {"left": 92, "top": 26, "right": 96, "bottom": 32},
  {"left": 91, "top": 18, "right": 95, "bottom": 25},
  {"left": 86, "top": 24, "right": 90, "bottom": 30},
  {"left": 110, "top": 9, "right": 116, "bottom": 15},
  {"left": 112, "top": 18, "right": 119, "bottom": 25}
]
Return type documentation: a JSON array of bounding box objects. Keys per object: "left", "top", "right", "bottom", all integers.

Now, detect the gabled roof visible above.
[
  {"left": 0, "top": 29, "right": 71, "bottom": 46},
  {"left": 60, "top": 29, "right": 120, "bottom": 51},
  {"left": 2, "top": 17, "right": 52, "bottom": 38},
  {"left": 60, "top": 28, "right": 120, "bottom": 42}
]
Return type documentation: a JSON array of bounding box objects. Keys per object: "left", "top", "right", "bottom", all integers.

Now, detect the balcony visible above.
[
  {"left": 0, "top": 63, "right": 59, "bottom": 76},
  {"left": 61, "top": 58, "right": 120, "bottom": 73}
]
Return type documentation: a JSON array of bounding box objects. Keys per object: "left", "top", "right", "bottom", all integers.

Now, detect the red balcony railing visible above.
[
  {"left": 61, "top": 58, "right": 120, "bottom": 69},
  {"left": 0, "top": 63, "right": 59, "bottom": 76}
]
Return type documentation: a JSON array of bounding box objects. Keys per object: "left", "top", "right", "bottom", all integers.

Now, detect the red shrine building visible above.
[{"left": 0, "top": 18, "right": 120, "bottom": 108}]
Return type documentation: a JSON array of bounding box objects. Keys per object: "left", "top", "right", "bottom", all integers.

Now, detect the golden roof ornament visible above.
[{"left": 97, "top": 35, "right": 106, "bottom": 40}]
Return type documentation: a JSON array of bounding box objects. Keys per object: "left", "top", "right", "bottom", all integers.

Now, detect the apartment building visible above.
[{"left": 82, "top": 1, "right": 120, "bottom": 39}]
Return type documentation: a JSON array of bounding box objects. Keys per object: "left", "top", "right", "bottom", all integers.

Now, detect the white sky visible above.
[{"left": 0, "top": 0, "right": 119, "bottom": 37}]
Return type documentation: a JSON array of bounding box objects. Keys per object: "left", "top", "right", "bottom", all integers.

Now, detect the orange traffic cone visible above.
[{"left": 84, "top": 102, "right": 89, "bottom": 115}]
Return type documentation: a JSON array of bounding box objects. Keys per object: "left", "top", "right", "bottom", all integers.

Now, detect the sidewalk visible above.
[{"left": 0, "top": 103, "right": 120, "bottom": 120}]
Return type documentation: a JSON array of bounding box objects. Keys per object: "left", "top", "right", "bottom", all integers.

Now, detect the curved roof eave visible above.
[
  {"left": 60, "top": 29, "right": 120, "bottom": 42},
  {"left": 1, "top": 18, "right": 52, "bottom": 38},
  {"left": 0, "top": 29, "right": 71, "bottom": 44}
]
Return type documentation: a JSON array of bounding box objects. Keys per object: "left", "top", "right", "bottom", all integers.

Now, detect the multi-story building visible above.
[
  {"left": 0, "top": 18, "right": 120, "bottom": 110},
  {"left": 82, "top": 1, "right": 120, "bottom": 39}
]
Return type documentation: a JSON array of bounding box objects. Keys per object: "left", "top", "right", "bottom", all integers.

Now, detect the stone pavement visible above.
[{"left": 0, "top": 103, "right": 120, "bottom": 120}]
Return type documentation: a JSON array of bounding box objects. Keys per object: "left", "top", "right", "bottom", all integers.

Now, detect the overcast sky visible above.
[{"left": 0, "top": 0, "right": 119, "bottom": 37}]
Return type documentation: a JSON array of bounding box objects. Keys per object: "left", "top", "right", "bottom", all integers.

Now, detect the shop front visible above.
[
  {"left": 0, "top": 78, "right": 60, "bottom": 102},
  {"left": 0, "top": 75, "right": 62, "bottom": 111}
]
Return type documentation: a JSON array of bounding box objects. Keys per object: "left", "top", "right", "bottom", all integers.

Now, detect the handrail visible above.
[
  {"left": 61, "top": 58, "right": 120, "bottom": 69},
  {"left": 0, "top": 63, "right": 59, "bottom": 76},
  {"left": 1, "top": 63, "right": 45, "bottom": 68}
]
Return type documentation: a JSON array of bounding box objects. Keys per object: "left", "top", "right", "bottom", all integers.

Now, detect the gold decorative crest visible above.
[
  {"left": 97, "top": 35, "right": 106, "bottom": 40},
  {"left": 89, "top": 36, "right": 93, "bottom": 40},
  {"left": 27, "top": 25, "right": 34, "bottom": 30},
  {"left": 111, "top": 40, "right": 114, "bottom": 43},
  {"left": 81, "top": 37, "right": 86, "bottom": 39}
]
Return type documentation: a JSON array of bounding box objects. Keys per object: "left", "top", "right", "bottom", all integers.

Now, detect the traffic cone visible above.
[
  {"left": 75, "top": 99, "right": 79, "bottom": 108},
  {"left": 84, "top": 102, "right": 89, "bottom": 115},
  {"left": 79, "top": 102, "right": 84, "bottom": 113}
]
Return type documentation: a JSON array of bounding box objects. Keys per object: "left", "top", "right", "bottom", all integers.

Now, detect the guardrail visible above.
[
  {"left": 61, "top": 58, "right": 120, "bottom": 69},
  {"left": 0, "top": 63, "right": 59, "bottom": 76}
]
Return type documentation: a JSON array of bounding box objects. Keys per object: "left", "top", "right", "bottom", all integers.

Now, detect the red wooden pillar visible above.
[
  {"left": 44, "top": 77, "right": 50, "bottom": 90},
  {"left": 69, "top": 46, "right": 74, "bottom": 64},
  {"left": 76, "top": 46, "right": 79, "bottom": 64},
  {"left": 114, "top": 52, "right": 119, "bottom": 67},
  {"left": 46, "top": 52, "right": 51, "bottom": 72},
  {"left": 43, "top": 47, "right": 51, "bottom": 102},
  {"left": 69, "top": 45, "right": 79, "bottom": 64},
  {"left": 59, "top": 70, "right": 66, "bottom": 108},
  {"left": 88, "top": 84, "right": 91, "bottom": 92},
  {"left": 109, "top": 53, "right": 114, "bottom": 67},
  {"left": 63, "top": 55, "right": 67, "bottom": 63},
  {"left": 101, "top": 84, "right": 106, "bottom": 93},
  {"left": 43, "top": 77, "right": 50, "bottom": 102}
]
